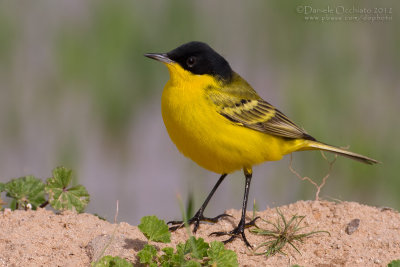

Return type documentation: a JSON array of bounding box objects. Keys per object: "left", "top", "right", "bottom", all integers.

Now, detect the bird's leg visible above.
[
  {"left": 168, "top": 173, "right": 232, "bottom": 232},
  {"left": 210, "top": 167, "right": 259, "bottom": 247}
]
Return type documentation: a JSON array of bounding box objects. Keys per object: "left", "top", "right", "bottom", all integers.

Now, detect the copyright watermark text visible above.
[{"left": 296, "top": 5, "right": 393, "bottom": 22}]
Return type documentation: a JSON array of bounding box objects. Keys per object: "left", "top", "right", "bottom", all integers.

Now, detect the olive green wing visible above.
[{"left": 208, "top": 73, "right": 315, "bottom": 140}]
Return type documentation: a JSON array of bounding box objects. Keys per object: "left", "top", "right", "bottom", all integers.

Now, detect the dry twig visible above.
[{"left": 289, "top": 151, "right": 338, "bottom": 201}]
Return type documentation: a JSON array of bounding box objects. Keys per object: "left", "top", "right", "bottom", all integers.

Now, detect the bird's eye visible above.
[{"left": 186, "top": 56, "right": 196, "bottom": 68}]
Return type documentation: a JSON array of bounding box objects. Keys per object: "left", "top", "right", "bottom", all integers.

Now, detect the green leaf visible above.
[
  {"left": 9, "top": 199, "right": 17, "bottom": 210},
  {"left": 388, "top": 260, "right": 400, "bottom": 267},
  {"left": 137, "top": 244, "right": 157, "bottom": 264},
  {"left": 5, "top": 176, "right": 46, "bottom": 210},
  {"left": 50, "top": 166, "right": 72, "bottom": 188},
  {"left": 92, "top": 255, "right": 132, "bottom": 267},
  {"left": 45, "top": 166, "right": 90, "bottom": 212},
  {"left": 161, "top": 262, "right": 173, "bottom": 267},
  {"left": 185, "top": 237, "right": 209, "bottom": 259},
  {"left": 176, "top": 242, "right": 190, "bottom": 255},
  {"left": 0, "top": 182, "right": 5, "bottom": 192},
  {"left": 162, "top": 247, "right": 174, "bottom": 258},
  {"left": 183, "top": 260, "right": 201, "bottom": 267},
  {"left": 170, "top": 248, "right": 185, "bottom": 266},
  {"left": 207, "top": 241, "right": 238, "bottom": 267},
  {"left": 159, "top": 247, "right": 174, "bottom": 265},
  {"left": 138, "top": 215, "right": 171, "bottom": 243}
]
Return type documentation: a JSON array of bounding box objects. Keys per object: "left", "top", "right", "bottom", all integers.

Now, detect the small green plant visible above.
[
  {"left": 91, "top": 255, "right": 132, "bottom": 267},
  {"left": 137, "top": 215, "right": 239, "bottom": 267},
  {"left": 4, "top": 175, "right": 46, "bottom": 210},
  {"left": 0, "top": 166, "right": 90, "bottom": 212},
  {"left": 250, "top": 208, "right": 329, "bottom": 257},
  {"left": 45, "top": 166, "right": 89, "bottom": 212},
  {"left": 388, "top": 260, "right": 400, "bottom": 267}
]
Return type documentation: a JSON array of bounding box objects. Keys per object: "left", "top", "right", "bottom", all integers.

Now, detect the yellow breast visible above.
[{"left": 161, "top": 63, "right": 304, "bottom": 174}]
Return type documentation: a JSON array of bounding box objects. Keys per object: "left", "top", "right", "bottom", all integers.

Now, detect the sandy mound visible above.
[{"left": 0, "top": 201, "right": 399, "bottom": 266}]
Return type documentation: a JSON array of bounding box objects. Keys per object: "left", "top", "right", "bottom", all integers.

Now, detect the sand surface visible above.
[{"left": 0, "top": 200, "right": 399, "bottom": 266}]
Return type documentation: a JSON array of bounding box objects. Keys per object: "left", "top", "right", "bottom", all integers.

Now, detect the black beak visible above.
[{"left": 144, "top": 53, "right": 173, "bottom": 64}]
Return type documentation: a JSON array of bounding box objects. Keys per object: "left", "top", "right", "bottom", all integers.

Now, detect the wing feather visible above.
[{"left": 207, "top": 73, "right": 315, "bottom": 140}]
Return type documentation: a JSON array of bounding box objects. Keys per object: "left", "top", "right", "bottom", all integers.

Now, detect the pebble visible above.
[
  {"left": 374, "top": 259, "right": 381, "bottom": 264},
  {"left": 346, "top": 219, "right": 360, "bottom": 235}
]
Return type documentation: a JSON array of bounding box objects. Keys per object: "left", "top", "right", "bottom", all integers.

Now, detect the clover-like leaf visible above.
[
  {"left": 92, "top": 255, "right": 132, "bottom": 267},
  {"left": 207, "top": 241, "right": 238, "bottom": 267},
  {"left": 4, "top": 176, "right": 46, "bottom": 210},
  {"left": 45, "top": 166, "right": 90, "bottom": 212},
  {"left": 138, "top": 215, "right": 171, "bottom": 243}
]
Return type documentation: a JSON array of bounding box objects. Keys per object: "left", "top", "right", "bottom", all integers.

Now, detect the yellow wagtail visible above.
[{"left": 145, "top": 41, "right": 378, "bottom": 246}]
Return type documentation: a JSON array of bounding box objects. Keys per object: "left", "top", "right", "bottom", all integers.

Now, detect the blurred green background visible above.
[{"left": 0, "top": 1, "right": 399, "bottom": 224}]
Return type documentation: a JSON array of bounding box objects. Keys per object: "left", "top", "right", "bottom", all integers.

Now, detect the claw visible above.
[
  {"left": 168, "top": 222, "right": 185, "bottom": 232},
  {"left": 202, "top": 213, "right": 233, "bottom": 223},
  {"left": 245, "top": 216, "right": 260, "bottom": 228},
  {"left": 210, "top": 217, "right": 260, "bottom": 247},
  {"left": 167, "top": 220, "right": 185, "bottom": 225},
  {"left": 168, "top": 212, "right": 232, "bottom": 233}
]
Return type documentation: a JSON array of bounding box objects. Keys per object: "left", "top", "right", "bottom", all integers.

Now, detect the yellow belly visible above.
[{"left": 161, "top": 79, "right": 306, "bottom": 174}]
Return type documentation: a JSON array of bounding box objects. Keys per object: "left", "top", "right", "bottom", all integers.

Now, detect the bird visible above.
[{"left": 144, "top": 41, "right": 378, "bottom": 247}]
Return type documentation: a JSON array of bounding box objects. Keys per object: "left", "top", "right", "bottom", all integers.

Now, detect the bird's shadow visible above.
[{"left": 123, "top": 238, "right": 148, "bottom": 252}]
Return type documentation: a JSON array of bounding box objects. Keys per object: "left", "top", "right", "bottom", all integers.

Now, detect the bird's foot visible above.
[
  {"left": 210, "top": 216, "right": 260, "bottom": 247},
  {"left": 168, "top": 211, "right": 232, "bottom": 233}
]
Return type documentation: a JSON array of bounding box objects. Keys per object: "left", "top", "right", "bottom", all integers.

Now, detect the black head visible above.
[{"left": 167, "top": 42, "right": 233, "bottom": 82}]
